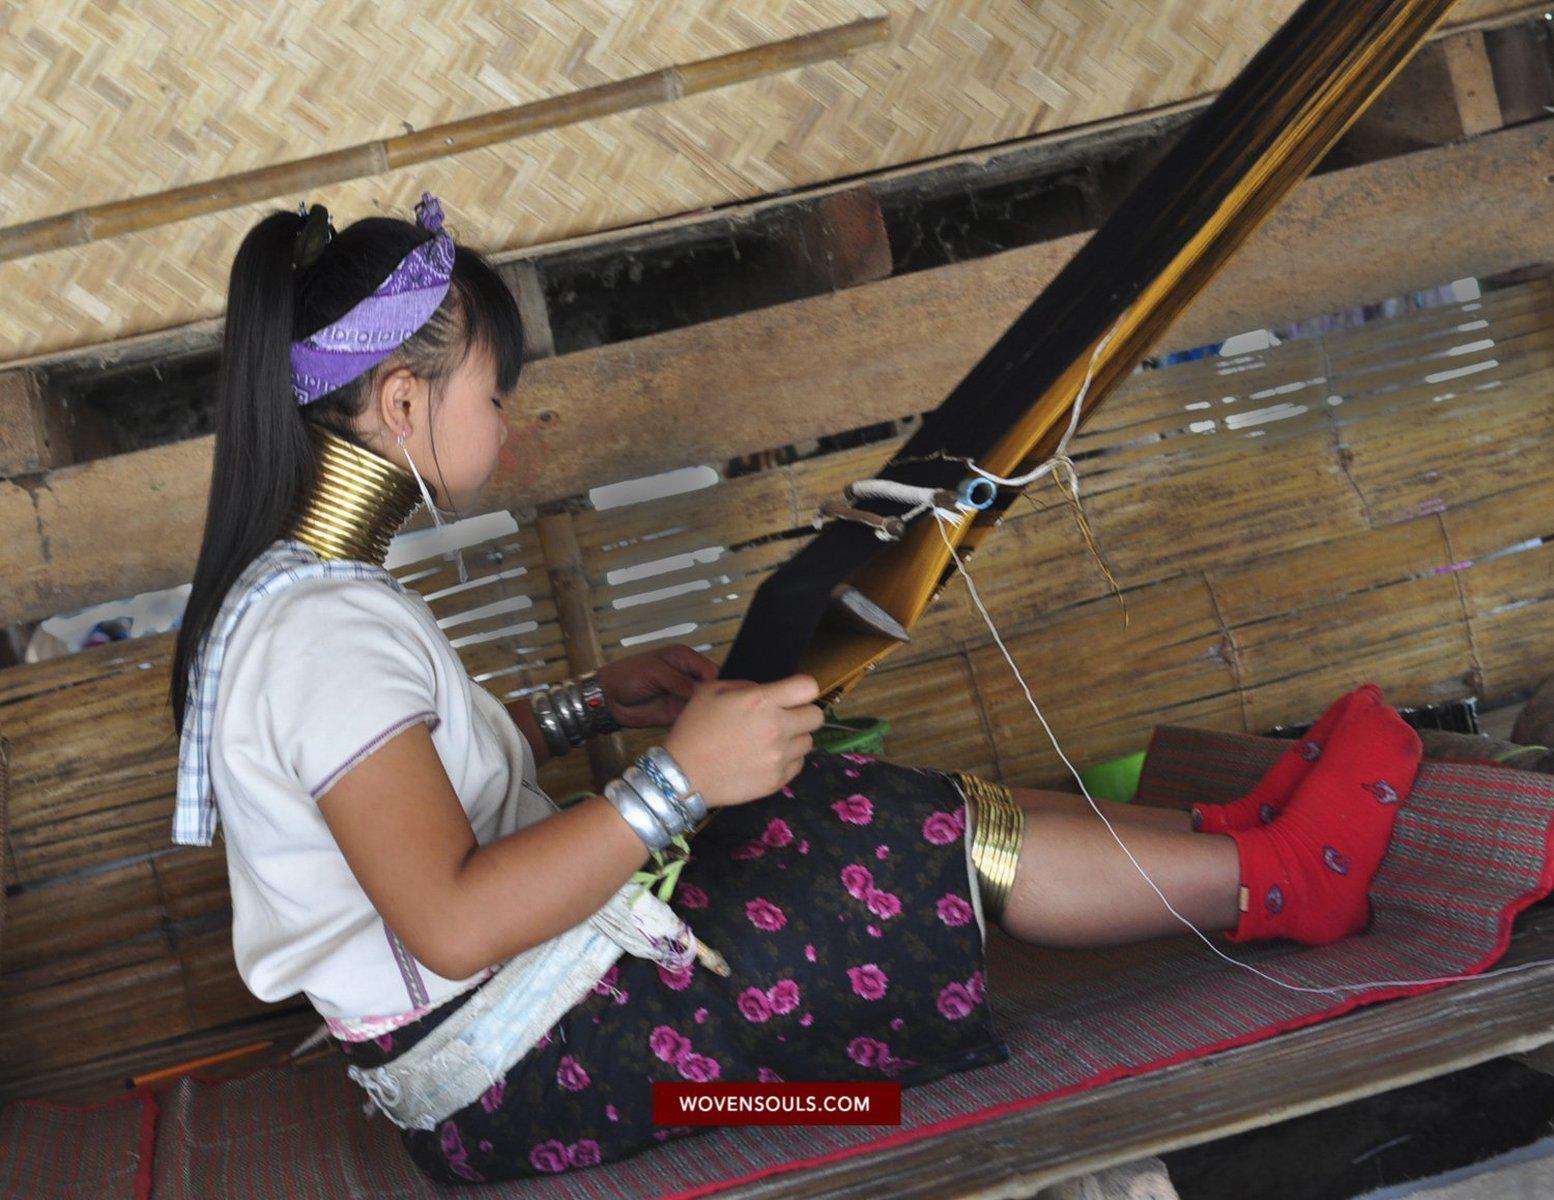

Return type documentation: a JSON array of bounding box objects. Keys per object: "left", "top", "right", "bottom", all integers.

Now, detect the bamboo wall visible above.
[
  {"left": 2, "top": 273, "right": 1550, "bottom": 1098},
  {"left": 0, "top": 0, "right": 1536, "bottom": 363}
]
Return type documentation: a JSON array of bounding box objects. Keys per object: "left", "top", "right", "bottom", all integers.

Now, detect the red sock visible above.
[
  {"left": 1191, "top": 684, "right": 1383, "bottom": 834},
  {"left": 1221, "top": 702, "right": 1421, "bottom": 946}
]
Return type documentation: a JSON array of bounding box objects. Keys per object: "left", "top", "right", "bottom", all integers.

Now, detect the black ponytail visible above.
[{"left": 169, "top": 206, "right": 524, "bottom": 733}]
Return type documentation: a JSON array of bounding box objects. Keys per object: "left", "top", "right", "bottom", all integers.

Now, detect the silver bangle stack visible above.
[
  {"left": 529, "top": 671, "right": 622, "bottom": 757},
  {"left": 602, "top": 746, "right": 708, "bottom": 853}
]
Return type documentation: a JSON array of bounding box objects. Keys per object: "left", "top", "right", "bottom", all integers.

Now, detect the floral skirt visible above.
[{"left": 332, "top": 751, "right": 1011, "bottom": 1185}]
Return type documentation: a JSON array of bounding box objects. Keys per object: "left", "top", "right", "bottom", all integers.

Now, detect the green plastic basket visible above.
[
  {"left": 1077, "top": 749, "right": 1147, "bottom": 804},
  {"left": 815, "top": 715, "right": 891, "bottom": 756}
]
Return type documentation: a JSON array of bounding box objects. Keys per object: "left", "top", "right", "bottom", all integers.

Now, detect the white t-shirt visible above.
[{"left": 209, "top": 573, "right": 555, "bottom": 1021}]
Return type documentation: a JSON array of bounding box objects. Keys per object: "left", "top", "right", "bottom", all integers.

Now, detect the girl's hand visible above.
[
  {"left": 596, "top": 644, "right": 719, "bottom": 729},
  {"left": 663, "top": 675, "right": 824, "bottom": 808}
]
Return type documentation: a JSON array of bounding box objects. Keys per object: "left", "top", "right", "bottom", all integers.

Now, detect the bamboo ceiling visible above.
[{"left": 0, "top": 0, "right": 1532, "bottom": 364}]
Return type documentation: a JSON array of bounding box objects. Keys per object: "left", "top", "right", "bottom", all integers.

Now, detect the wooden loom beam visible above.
[{"left": 721, "top": 0, "right": 1470, "bottom": 699}]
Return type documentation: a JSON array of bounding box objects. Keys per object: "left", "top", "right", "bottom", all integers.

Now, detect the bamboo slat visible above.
[
  {"left": 1342, "top": 371, "right": 1554, "bottom": 525},
  {"left": 967, "top": 576, "right": 1240, "bottom": 786},
  {"left": 1448, "top": 482, "right": 1554, "bottom": 699}
]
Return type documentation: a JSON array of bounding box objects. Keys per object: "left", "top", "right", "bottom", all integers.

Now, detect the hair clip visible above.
[{"left": 292, "top": 201, "right": 335, "bottom": 271}]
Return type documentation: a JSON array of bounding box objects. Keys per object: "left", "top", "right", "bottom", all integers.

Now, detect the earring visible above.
[
  {"left": 397, "top": 429, "right": 469, "bottom": 585},
  {"left": 396, "top": 430, "right": 443, "bottom": 528}
]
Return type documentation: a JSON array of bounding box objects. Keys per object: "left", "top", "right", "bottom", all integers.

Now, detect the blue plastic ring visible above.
[{"left": 956, "top": 477, "right": 998, "bottom": 510}]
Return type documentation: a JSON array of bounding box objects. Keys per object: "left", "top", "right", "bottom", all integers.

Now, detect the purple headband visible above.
[{"left": 290, "top": 192, "right": 456, "bottom": 406}]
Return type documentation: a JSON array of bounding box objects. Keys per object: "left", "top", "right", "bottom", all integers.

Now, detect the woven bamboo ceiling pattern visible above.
[{"left": 0, "top": 0, "right": 1525, "bottom": 364}]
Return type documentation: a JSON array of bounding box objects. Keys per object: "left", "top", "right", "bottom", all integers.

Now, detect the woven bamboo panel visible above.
[
  {"left": 3, "top": 275, "right": 1553, "bottom": 1095},
  {"left": 3, "top": 0, "right": 1518, "bottom": 363}
]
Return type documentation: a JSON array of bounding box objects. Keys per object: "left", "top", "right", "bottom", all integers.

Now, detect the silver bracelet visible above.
[
  {"left": 552, "top": 679, "right": 591, "bottom": 747},
  {"left": 603, "top": 778, "right": 673, "bottom": 852},
  {"left": 578, "top": 671, "right": 622, "bottom": 735},
  {"left": 529, "top": 672, "right": 623, "bottom": 755},
  {"left": 639, "top": 746, "right": 707, "bottom": 822},
  {"left": 529, "top": 690, "right": 572, "bottom": 757},
  {"left": 623, "top": 764, "right": 694, "bottom": 836}
]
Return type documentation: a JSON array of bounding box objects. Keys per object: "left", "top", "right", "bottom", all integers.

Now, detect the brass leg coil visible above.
[{"left": 951, "top": 772, "right": 1025, "bottom": 926}]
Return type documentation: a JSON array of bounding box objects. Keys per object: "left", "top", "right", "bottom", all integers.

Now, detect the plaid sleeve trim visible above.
[{"left": 172, "top": 538, "right": 413, "bottom": 847}]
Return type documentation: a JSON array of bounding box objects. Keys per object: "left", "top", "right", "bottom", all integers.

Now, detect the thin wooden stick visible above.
[
  {"left": 0, "top": 18, "right": 887, "bottom": 265},
  {"left": 125, "top": 1040, "right": 273, "bottom": 1089}
]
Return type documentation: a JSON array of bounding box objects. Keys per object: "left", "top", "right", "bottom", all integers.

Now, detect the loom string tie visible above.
[{"left": 835, "top": 314, "right": 1130, "bottom": 617}]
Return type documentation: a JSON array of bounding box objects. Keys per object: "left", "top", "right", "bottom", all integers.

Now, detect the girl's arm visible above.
[
  {"left": 318, "top": 675, "right": 822, "bottom": 980},
  {"left": 317, "top": 721, "right": 649, "bottom": 980},
  {"left": 503, "top": 695, "right": 556, "bottom": 768}
]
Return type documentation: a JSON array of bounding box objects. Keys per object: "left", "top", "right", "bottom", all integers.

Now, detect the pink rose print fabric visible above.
[{"left": 332, "top": 752, "right": 1006, "bottom": 1187}]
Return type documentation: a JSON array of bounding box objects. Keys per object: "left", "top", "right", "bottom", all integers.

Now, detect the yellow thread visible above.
[
  {"left": 1011, "top": 462, "right": 1128, "bottom": 628},
  {"left": 1051, "top": 460, "right": 1129, "bottom": 629}
]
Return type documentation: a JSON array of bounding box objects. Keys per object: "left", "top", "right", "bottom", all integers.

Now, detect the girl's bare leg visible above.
[
  {"left": 1008, "top": 786, "right": 1194, "bottom": 833},
  {"left": 979, "top": 789, "right": 1241, "bottom": 947}
]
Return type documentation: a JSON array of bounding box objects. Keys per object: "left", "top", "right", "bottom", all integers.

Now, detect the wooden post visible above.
[
  {"left": 1441, "top": 30, "right": 1504, "bottom": 137},
  {"left": 1484, "top": 22, "right": 1554, "bottom": 126},
  {"left": 535, "top": 510, "right": 627, "bottom": 788},
  {"left": 503, "top": 261, "right": 557, "bottom": 361},
  {"left": 1325, "top": 29, "right": 1503, "bottom": 169},
  {"left": 0, "top": 371, "right": 57, "bottom": 475},
  {"left": 0, "top": 368, "right": 126, "bottom": 476},
  {"left": 784, "top": 185, "right": 893, "bottom": 292}
]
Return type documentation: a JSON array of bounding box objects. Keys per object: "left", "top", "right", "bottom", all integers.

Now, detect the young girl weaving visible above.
[{"left": 170, "top": 192, "right": 1424, "bottom": 1185}]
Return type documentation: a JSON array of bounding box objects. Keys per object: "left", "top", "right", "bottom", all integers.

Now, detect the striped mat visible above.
[
  {"left": 0, "top": 1088, "right": 155, "bottom": 1200},
  {"left": 11, "top": 726, "right": 1554, "bottom": 1199}
]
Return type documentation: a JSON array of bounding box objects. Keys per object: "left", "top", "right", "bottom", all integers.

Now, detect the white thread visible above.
[
  {"left": 848, "top": 479, "right": 942, "bottom": 510},
  {"left": 963, "top": 317, "right": 1123, "bottom": 490},
  {"left": 289, "top": 1022, "right": 332, "bottom": 1059},
  {"left": 931, "top": 509, "right": 1554, "bottom": 997},
  {"left": 846, "top": 479, "right": 961, "bottom": 526}
]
